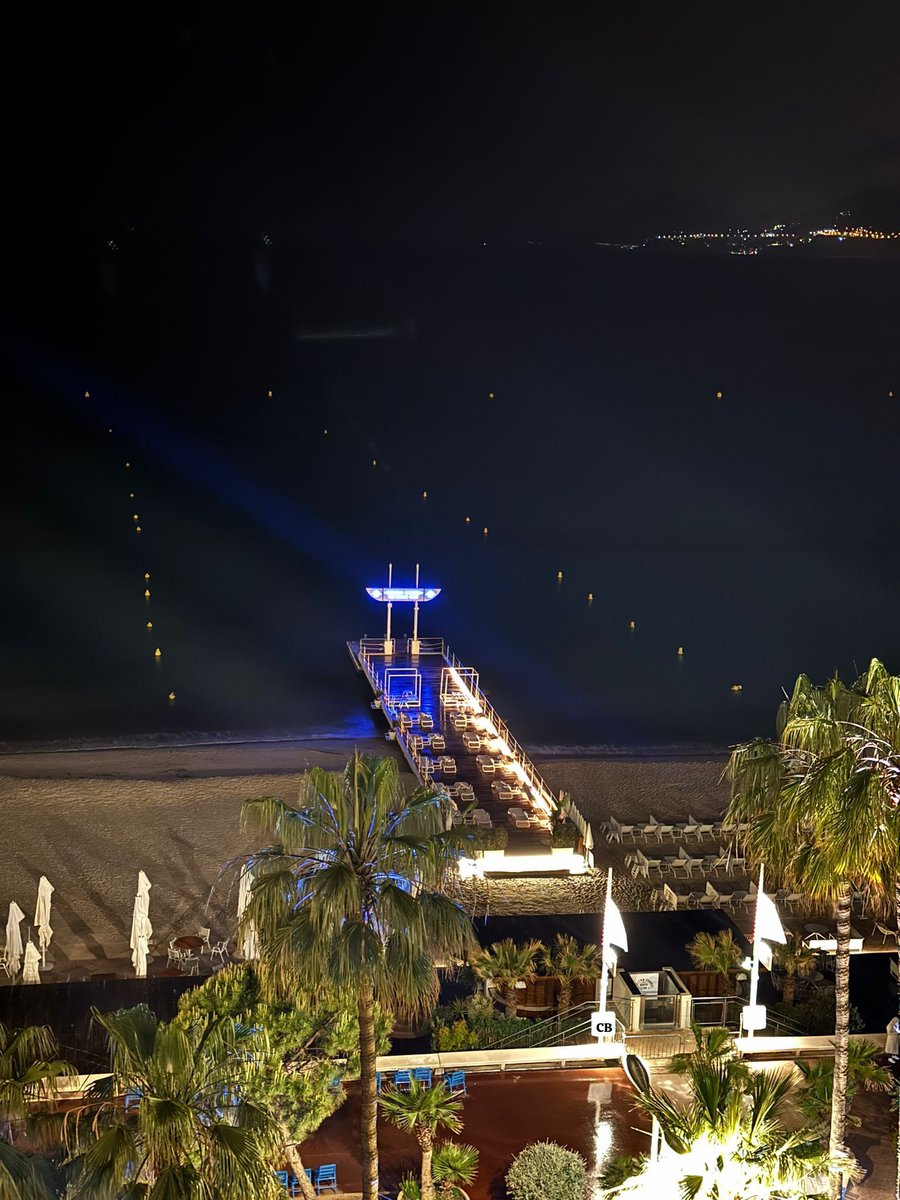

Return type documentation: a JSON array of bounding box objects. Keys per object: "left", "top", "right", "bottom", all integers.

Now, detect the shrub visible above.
[
  {"left": 549, "top": 820, "right": 579, "bottom": 848},
  {"left": 464, "top": 825, "right": 509, "bottom": 853},
  {"left": 506, "top": 1140, "right": 587, "bottom": 1200},
  {"left": 770, "top": 986, "right": 864, "bottom": 1036},
  {"left": 596, "top": 1154, "right": 646, "bottom": 1189}
]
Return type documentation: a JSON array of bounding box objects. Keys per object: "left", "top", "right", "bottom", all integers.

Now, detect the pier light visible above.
[{"left": 366, "top": 564, "right": 440, "bottom": 653}]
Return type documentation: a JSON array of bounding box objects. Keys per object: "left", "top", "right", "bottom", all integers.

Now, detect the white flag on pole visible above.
[
  {"left": 603, "top": 897, "right": 629, "bottom": 953},
  {"left": 755, "top": 890, "right": 786, "bottom": 945}
]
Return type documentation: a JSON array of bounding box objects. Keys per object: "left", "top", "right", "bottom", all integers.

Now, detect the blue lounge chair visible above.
[
  {"left": 315, "top": 1163, "right": 338, "bottom": 1194},
  {"left": 446, "top": 1070, "right": 467, "bottom": 1096},
  {"left": 393, "top": 1069, "right": 412, "bottom": 1090},
  {"left": 274, "top": 1170, "right": 290, "bottom": 1190},
  {"left": 376, "top": 1070, "right": 382, "bottom": 1092},
  {"left": 413, "top": 1067, "right": 433, "bottom": 1087}
]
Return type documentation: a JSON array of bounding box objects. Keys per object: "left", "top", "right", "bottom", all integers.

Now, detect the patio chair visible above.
[
  {"left": 413, "top": 1067, "right": 433, "bottom": 1087},
  {"left": 181, "top": 954, "right": 200, "bottom": 976},
  {"left": 210, "top": 939, "right": 229, "bottom": 966},
  {"left": 393, "top": 1070, "right": 412, "bottom": 1090},
  {"left": 196, "top": 927, "right": 211, "bottom": 952},
  {"left": 679, "top": 816, "right": 700, "bottom": 841},
  {"left": 419, "top": 713, "right": 434, "bottom": 730},
  {"left": 875, "top": 922, "right": 896, "bottom": 945},
  {"left": 696, "top": 821, "right": 715, "bottom": 840},
  {"left": 446, "top": 1070, "right": 467, "bottom": 1096},
  {"left": 314, "top": 1164, "right": 338, "bottom": 1194},
  {"left": 636, "top": 817, "right": 659, "bottom": 841},
  {"left": 0, "top": 957, "right": 12, "bottom": 979},
  {"left": 655, "top": 823, "right": 674, "bottom": 843},
  {"left": 166, "top": 944, "right": 185, "bottom": 968}
]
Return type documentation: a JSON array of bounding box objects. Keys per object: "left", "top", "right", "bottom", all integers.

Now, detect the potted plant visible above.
[
  {"left": 467, "top": 825, "right": 508, "bottom": 861},
  {"left": 549, "top": 819, "right": 578, "bottom": 856}
]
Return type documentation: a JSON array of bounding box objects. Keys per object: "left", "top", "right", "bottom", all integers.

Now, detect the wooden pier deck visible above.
[{"left": 348, "top": 636, "right": 590, "bottom": 872}]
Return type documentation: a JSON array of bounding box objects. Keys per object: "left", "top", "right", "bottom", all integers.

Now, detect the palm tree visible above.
[
  {"left": 726, "top": 660, "right": 900, "bottom": 1196},
  {"left": 66, "top": 1005, "right": 282, "bottom": 1198},
  {"left": 0, "top": 1022, "right": 72, "bottom": 1200},
  {"left": 669, "top": 1023, "right": 750, "bottom": 1084},
  {"left": 796, "top": 1040, "right": 891, "bottom": 1134},
  {"left": 241, "top": 753, "right": 474, "bottom": 1200},
  {"left": 685, "top": 929, "right": 742, "bottom": 992},
  {"left": 379, "top": 1081, "right": 463, "bottom": 1200},
  {"left": 611, "top": 1048, "right": 835, "bottom": 1200},
  {"left": 773, "top": 934, "right": 818, "bottom": 1006},
  {"left": 433, "top": 1142, "right": 479, "bottom": 1198},
  {"left": 470, "top": 939, "right": 541, "bottom": 1017},
  {"left": 539, "top": 934, "right": 601, "bottom": 1015}
]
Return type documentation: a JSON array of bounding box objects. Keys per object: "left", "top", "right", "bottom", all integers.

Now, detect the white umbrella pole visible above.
[{"left": 746, "top": 863, "right": 765, "bottom": 1042}]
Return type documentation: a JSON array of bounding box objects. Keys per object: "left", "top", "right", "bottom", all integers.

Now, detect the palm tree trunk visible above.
[
  {"left": 894, "top": 877, "right": 900, "bottom": 1200},
  {"left": 358, "top": 979, "right": 380, "bottom": 1200},
  {"left": 284, "top": 1135, "right": 317, "bottom": 1200},
  {"left": 420, "top": 1130, "right": 435, "bottom": 1200},
  {"left": 503, "top": 990, "right": 517, "bottom": 1019},
  {"left": 783, "top": 973, "right": 796, "bottom": 1007},
  {"left": 558, "top": 982, "right": 572, "bottom": 1016},
  {"left": 828, "top": 883, "right": 853, "bottom": 1200}
]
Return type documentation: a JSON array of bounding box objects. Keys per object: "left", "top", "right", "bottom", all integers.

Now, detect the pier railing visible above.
[{"left": 351, "top": 637, "right": 592, "bottom": 859}]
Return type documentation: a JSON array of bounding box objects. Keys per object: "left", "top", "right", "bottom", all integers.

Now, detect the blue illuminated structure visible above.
[{"left": 366, "top": 564, "right": 439, "bottom": 652}]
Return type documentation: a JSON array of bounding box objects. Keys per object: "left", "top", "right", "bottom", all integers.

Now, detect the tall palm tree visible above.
[
  {"left": 470, "top": 939, "right": 541, "bottom": 1018},
  {"left": 539, "top": 934, "right": 601, "bottom": 1015},
  {"left": 379, "top": 1081, "right": 463, "bottom": 1200},
  {"left": 726, "top": 659, "right": 900, "bottom": 1198},
  {"left": 772, "top": 934, "right": 818, "bottom": 1006},
  {"left": 241, "top": 753, "right": 474, "bottom": 1200},
  {"left": 796, "top": 1040, "right": 891, "bottom": 1134},
  {"left": 66, "top": 1005, "right": 282, "bottom": 1198},
  {"left": 0, "top": 1022, "right": 71, "bottom": 1200},
  {"left": 612, "top": 1048, "right": 835, "bottom": 1200}
]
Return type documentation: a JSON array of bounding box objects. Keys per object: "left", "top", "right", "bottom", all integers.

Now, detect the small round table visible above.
[{"left": 174, "top": 935, "right": 204, "bottom": 952}]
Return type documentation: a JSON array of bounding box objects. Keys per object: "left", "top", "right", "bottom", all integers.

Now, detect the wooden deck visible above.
[{"left": 348, "top": 637, "right": 560, "bottom": 859}]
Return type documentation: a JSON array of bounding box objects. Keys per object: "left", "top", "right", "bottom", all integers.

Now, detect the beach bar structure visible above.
[{"left": 348, "top": 580, "right": 591, "bottom": 875}]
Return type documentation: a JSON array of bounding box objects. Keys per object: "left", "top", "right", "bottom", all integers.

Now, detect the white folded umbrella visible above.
[
  {"left": 130, "top": 871, "right": 153, "bottom": 978},
  {"left": 22, "top": 941, "right": 41, "bottom": 985},
  {"left": 5, "top": 902, "right": 25, "bottom": 976},
  {"left": 35, "top": 876, "right": 54, "bottom": 966},
  {"left": 237, "top": 863, "right": 259, "bottom": 961}
]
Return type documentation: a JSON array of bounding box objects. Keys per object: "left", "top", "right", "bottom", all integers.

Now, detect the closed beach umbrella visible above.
[
  {"left": 5, "top": 902, "right": 25, "bottom": 977},
  {"left": 130, "top": 871, "right": 153, "bottom": 978},
  {"left": 35, "top": 876, "right": 54, "bottom": 966},
  {"left": 237, "top": 863, "right": 259, "bottom": 961},
  {"left": 22, "top": 941, "right": 41, "bottom": 985}
]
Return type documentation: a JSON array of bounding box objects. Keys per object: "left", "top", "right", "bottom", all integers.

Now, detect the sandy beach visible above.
[{"left": 0, "top": 741, "right": 731, "bottom": 977}]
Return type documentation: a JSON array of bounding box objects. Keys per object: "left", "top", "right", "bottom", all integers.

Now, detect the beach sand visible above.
[{"left": 0, "top": 741, "right": 731, "bottom": 975}]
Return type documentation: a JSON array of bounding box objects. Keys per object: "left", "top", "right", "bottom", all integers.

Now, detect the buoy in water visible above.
[
  {"left": 135, "top": 526, "right": 141, "bottom": 533},
  {"left": 422, "top": 490, "right": 428, "bottom": 499},
  {"left": 677, "top": 646, "right": 684, "bottom": 656},
  {"left": 146, "top": 621, "right": 153, "bottom": 629},
  {"left": 129, "top": 492, "right": 134, "bottom": 498},
  {"left": 267, "top": 390, "right": 273, "bottom": 398},
  {"left": 125, "top": 462, "right": 131, "bottom": 468},
  {"left": 84, "top": 390, "right": 90, "bottom": 398},
  {"left": 465, "top": 516, "right": 471, "bottom": 524},
  {"left": 132, "top": 514, "right": 139, "bottom": 521},
  {"left": 108, "top": 428, "right": 113, "bottom": 433},
  {"left": 557, "top": 571, "right": 563, "bottom": 581},
  {"left": 587, "top": 593, "right": 593, "bottom": 602},
  {"left": 890, "top": 391, "right": 894, "bottom": 399},
  {"left": 372, "top": 459, "right": 377, "bottom": 467},
  {"left": 716, "top": 390, "right": 723, "bottom": 399},
  {"left": 488, "top": 392, "right": 495, "bottom": 399},
  {"left": 629, "top": 620, "right": 636, "bottom": 630},
  {"left": 482, "top": 526, "right": 489, "bottom": 536},
  {"left": 154, "top": 647, "right": 162, "bottom": 658},
  {"left": 730, "top": 683, "right": 743, "bottom": 692},
  {"left": 324, "top": 428, "right": 328, "bottom": 435},
  {"left": 144, "top": 589, "right": 151, "bottom": 598},
  {"left": 144, "top": 572, "right": 150, "bottom": 580},
  {"left": 168, "top": 691, "right": 176, "bottom": 702}
]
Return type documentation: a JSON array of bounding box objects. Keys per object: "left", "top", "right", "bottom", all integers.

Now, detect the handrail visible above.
[
  {"left": 480, "top": 1002, "right": 610, "bottom": 1052},
  {"left": 691, "top": 994, "right": 810, "bottom": 1037}
]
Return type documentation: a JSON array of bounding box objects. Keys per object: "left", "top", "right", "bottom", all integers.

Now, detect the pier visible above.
[{"left": 347, "top": 634, "right": 592, "bottom": 876}]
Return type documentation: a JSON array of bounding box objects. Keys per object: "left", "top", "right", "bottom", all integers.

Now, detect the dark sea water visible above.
[{"left": 3, "top": 242, "right": 900, "bottom": 752}]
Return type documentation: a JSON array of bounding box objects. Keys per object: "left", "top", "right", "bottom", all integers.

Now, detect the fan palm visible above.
[
  {"left": 240, "top": 752, "right": 474, "bottom": 1200},
  {"left": 610, "top": 1049, "right": 833, "bottom": 1200},
  {"left": 772, "top": 934, "right": 818, "bottom": 1006},
  {"left": 65, "top": 1005, "right": 282, "bottom": 1198},
  {"left": 796, "top": 1040, "right": 891, "bottom": 1132},
  {"left": 470, "top": 939, "right": 541, "bottom": 1017},
  {"left": 726, "top": 660, "right": 900, "bottom": 1196},
  {"left": 379, "top": 1081, "right": 463, "bottom": 1200},
  {"left": 0, "top": 1022, "right": 72, "bottom": 1200},
  {"left": 685, "top": 930, "right": 743, "bottom": 991},
  {"left": 433, "top": 1141, "right": 479, "bottom": 1197},
  {"left": 539, "top": 934, "right": 601, "bottom": 1015}
]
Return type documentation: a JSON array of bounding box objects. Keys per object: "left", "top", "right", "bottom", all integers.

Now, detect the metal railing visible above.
[
  {"left": 691, "top": 994, "right": 810, "bottom": 1037},
  {"left": 480, "top": 1002, "right": 626, "bottom": 1052}
]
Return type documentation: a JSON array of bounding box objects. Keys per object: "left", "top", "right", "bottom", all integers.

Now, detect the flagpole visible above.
[
  {"left": 599, "top": 867, "right": 613, "bottom": 1012},
  {"left": 746, "top": 862, "right": 764, "bottom": 1042}
]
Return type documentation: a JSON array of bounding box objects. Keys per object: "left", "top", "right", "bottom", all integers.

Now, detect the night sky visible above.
[{"left": 7, "top": 3, "right": 900, "bottom": 253}]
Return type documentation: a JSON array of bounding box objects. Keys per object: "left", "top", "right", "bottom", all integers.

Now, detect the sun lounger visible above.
[
  {"left": 507, "top": 807, "right": 531, "bottom": 829},
  {"left": 474, "top": 809, "right": 492, "bottom": 828}
]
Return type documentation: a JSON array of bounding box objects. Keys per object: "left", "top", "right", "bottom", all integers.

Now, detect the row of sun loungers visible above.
[
  {"left": 627, "top": 846, "right": 747, "bottom": 878},
  {"left": 603, "top": 814, "right": 751, "bottom": 844}
]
